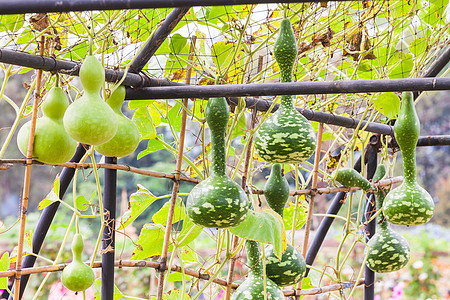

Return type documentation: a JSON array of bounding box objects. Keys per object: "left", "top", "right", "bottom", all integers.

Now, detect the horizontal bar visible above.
[
  {"left": 0, "top": 48, "right": 183, "bottom": 88},
  {"left": 0, "top": 0, "right": 351, "bottom": 14},
  {"left": 125, "top": 77, "right": 450, "bottom": 99},
  {"left": 228, "top": 97, "right": 394, "bottom": 136}
]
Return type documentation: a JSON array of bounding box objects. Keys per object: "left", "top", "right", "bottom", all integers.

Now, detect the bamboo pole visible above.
[
  {"left": 156, "top": 36, "right": 196, "bottom": 300},
  {"left": 0, "top": 260, "right": 365, "bottom": 296}
]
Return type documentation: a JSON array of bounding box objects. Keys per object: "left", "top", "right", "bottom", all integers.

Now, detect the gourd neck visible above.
[
  {"left": 280, "top": 95, "right": 294, "bottom": 110},
  {"left": 83, "top": 90, "right": 103, "bottom": 101},
  {"left": 246, "top": 240, "right": 262, "bottom": 277},
  {"left": 72, "top": 234, "right": 84, "bottom": 262},
  {"left": 402, "top": 149, "right": 417, "bottom": 185},
  {"left": 211, "top": 129, "right": 226, "bottom": 176}
]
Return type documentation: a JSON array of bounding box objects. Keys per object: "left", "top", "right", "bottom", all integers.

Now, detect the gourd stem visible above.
[
  {"left": 245, "top": 240, "right": 262, "bottom": 277},
  {"left": 210, "top": 129, "right": 226, "bottom": 176},
  {"left": 401, "top": 149, "right": 417, "bottom": 185}
]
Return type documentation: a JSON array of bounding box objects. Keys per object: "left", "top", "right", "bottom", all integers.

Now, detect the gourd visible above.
[
  {"left": 61, "top": 233, "right": 95, "bottom": 291},
  {"left": 17, "top": 86, "right": 77, "bottom": 164},
  {"left": 96, "top": 85, "right": 140, "bottom": 157},
  {"left": 186, "top": 97, "right": 249, "bottom": 228},
  {"left": 334, "top": 168, "right": 372, "bottom": 191},
  {"left": 264, "top": 164, "right": 306, "bottom": 286},
  {"left": 254, "top": 18, "right": 316, "bottom": 164},
  {"left": 382, "top": 92, "right": 434, "bottom": 225},
  {"left": 366, "top": 164, "right": 410, "bottom": 273},
  {"left": 63, "top": 55, "right": 118, "bottom": 145},
  {"left": 231, "top": 240, "right": 284, "bottom": 300}
]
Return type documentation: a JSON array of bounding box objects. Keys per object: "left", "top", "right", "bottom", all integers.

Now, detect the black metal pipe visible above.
[
  {"left": 102, "top": 157, "right": 117, "bottom": 300},
  {"left": 0, "top": 48, "right": 183, "bottom": 88},
  {"left": 304, "top": 155, "right": 363, "bottom": 276},
  {"left": 8, "top": 144, "right": 87, "bottom": 300},
  {"left": 129, "top": 7, "right": 191, "bottom": 75},
  {"left": 0, "top": 0, "right": 351, "bottom": 14},
  {"left": 227, "top": 97, "right": 395, "bottom": 136},
  {"left": 363, "top": 142, "right": 378, "bottom": 300},
  {"left": 125, "top": 77, "right": 450, "bottom": 99}
]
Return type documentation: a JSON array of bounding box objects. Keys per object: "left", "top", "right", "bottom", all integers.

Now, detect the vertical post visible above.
[
  {"left": 102, "top": 156, "right": 117, "bottom": 300},
  {"left": 364, "top": 138, "right": 379, "bottom": 300}
]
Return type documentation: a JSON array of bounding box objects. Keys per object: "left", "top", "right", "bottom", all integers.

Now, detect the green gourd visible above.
[
  {"left": 96, "top": 85, "right": 140, "bottom": 157},
  {"left": 254, "top": 18, "right": 316, "bottom": 164},
  {"left": 263, "top": 164, "right": 306, "bottom": 286},
  {"left": 186, "top": 97, "right": 249, "bottom": 228},
  {"left": 17, "top": 87, "right": 77, "bottom": 164},
  {"left": 63, "top": 55, "right": 118, "bottom": 145},
  {"left": 231, "top": 240, "right": 284, "bottom": 300},
  {"left": 334, "top": 168, "right": 372, "bottom": 191},
  {"left": 366, "top": 164, "right": 410, "bottom": 273},
  {"left": 61, "top": 233, "right": 95, "bottom": 291},
  {"left": 382, "top": 92, "right": 434, "bottom": 225}
]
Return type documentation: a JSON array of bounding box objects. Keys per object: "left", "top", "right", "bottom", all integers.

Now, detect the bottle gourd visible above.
[
  {"left": 254, "top": 18, "right": 316, "bottom": 163},
  {"left": 17, "top": 87, "right": 77, "bottom": 164},
  {"left": 382, "top": 92, "right": 434, "bottom": 225},
  {"left": 63, "top": 55, "right": 118, "bottom": 145},
  {"left": 231, "top": 240, "right": 284, "bottom": 300},
  {"left": 334, "top": 168, "right": 372, "bottom": 191},
  {"left": 263, "top": 164, "right": 306, "bottom": 286},
  {"left": 186, "top": 97, "right": 249, "bottom": 228},
  {"left": 61, "top": 233, "right": 95, "bottom": 291},
  {"left": 366, "top": 164, "right": 410, "bottom": 273},
  {"left": 96, "top": 85, "right": 140, "bottom": 157}
]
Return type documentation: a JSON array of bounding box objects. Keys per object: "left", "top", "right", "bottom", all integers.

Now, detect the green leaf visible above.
[
  {"left": 128, "top": 100, "right": 156, "bottom": 110},
  {"left": 93, "top": 278, "right": 125, "bottom": 299},
  {"left": 211, "top": 41, "right": 236, "bottom": 73},
  {"left": 409, "top": 38, "right": 427, "bottom": 57},
  {"left": 179, "top": 247, "right": 198, "bottom": 263},
  {"left": 373, "top": 92, "right": 400, "bottom": 119},
  {"left": 283, "top": 200, "right": 308, "bottom": 231},
  {"left": 75, "top": 195, "right": 90, "bottom": 211},
  {"left": 38, "top": 175, "right": 60, "bottom": 210},
  {"left": 389, "top": 53, "right": 413, "bottom": 79},
  {"left": 137, "top": 136, "right": 165, "bottom": 159},
  {"left": 132, "top": 107, "right": 157, "bottom": 140},
  {"left": 299, "top": 277, "right": 316, "bottom": 299},
  {"left": 229, "top": 208, "right": 286, "bottom": 258},
  {"left": 152, "top": 197, "right": 186, "bottom": 225},
  {"left": 0, "top": 252, "right": 10, "bottom": 290},
  {"left": 131, "top": 223, "right": 165, "bottom": 260},
  {"left": 0, "top": 15, "right": 24, "bottom": 32},
  {"left": 169, "top": 33, "right": 188, "bottom": 54},
  {"left": 231, "top": 111, "right": 246, "bottom": 140},
  {"left": 166, "top": 102, "right": 182, "bottom": 132},
  {"left": 173, "top": 217, "right": 203, "bottom": 248},
  {"left": 118, "top": 185, "right": 158, "bottom": 229},
  {"left": 167, "top": 272, "right": 187, "bottom": 282}
]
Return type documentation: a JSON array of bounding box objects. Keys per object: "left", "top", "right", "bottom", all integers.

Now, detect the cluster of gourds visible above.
[
  {"left": 17, "top": 55, "right": 139, "bottom": 163},
  {"left": 333, "top": 92, "right": 434, "bottom": 274},
  {"left": 17, "top": 56, "right": 141, "bottom": 292},
  {"left": 186, "top": 16, "right": 316, "bottom": 298}
]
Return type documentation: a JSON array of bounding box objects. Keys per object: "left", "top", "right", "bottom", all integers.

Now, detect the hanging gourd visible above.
[
  {"left": 366, "top": 164, "right": 410, "bottom": 273},
  {"left": 254, "top": 18, "right": 316, "bottom": 164},
  {"left": 264, "top": 164, "right": 306, "bottom": 286},
  {"left": 231, "top": 240, "right": 284, "bottom": 299},
  {"left": 382, "top": 92, "right": 434, "bottom": 225},
  {"left": 17, "top": 86, "right": 77, "bottom": 164},
  {"left": 96, "top": 85, "right": 140, "bottom": 157},
  {"left": 334, "top": 168, "right": 373, "bottom": 191},
  {"left": 186, "top": 97, "right": 249, "bottom": 228},
  {"left": 61, "top": 233, "right": 95, "bottom": 292},
  {"left": 63, "top": 55, "right": 118, "bottom": 145}
]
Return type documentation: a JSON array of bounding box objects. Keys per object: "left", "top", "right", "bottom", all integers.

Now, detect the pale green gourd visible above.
[
  {"left": 63, "top": 55, "right": 118, "bottom": 145},
  {"left": 61, "top": 233, "right": 95, "bottom": 292},
  {"left": 96, "top": 85, "right": 140, "bottom": 157},
  {"left": 382, "top": 92, "right": 434, "bottom": 225},
  {"left": 17, "top": 87, "right": 77, "bottom": 164}
]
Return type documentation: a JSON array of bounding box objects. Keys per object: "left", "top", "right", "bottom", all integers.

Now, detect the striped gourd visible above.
[
  {"left": 334, "top": 168, "right": 372, "bottom": 191},
  {"left": 263, "top": 164, "right": 306, "bottom": 286},
  {"left": 382, "top": 92, "right": 434, "bottom": 225},
  {"left": 366, "top": 164, "right": 411, "bottom": 273},
  {"left": 254, "top": 18, "right": 316, "bottom": 164},
  {"left": 186, "top": 97, "right": 249, "bottom": 228},
  {"left": 231, "top": 240, "right": 284, "bottom": 300}
]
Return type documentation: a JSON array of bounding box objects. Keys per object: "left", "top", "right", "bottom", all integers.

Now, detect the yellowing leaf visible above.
[
  {"left": 118, "top": 185, "right": 158, "bottom": 229},
  {"left": 0, "top": 252, "right": 10, "bottom": 290},
  {"left": 38, "top": 175, "right": 60, "bottom": 210}
]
